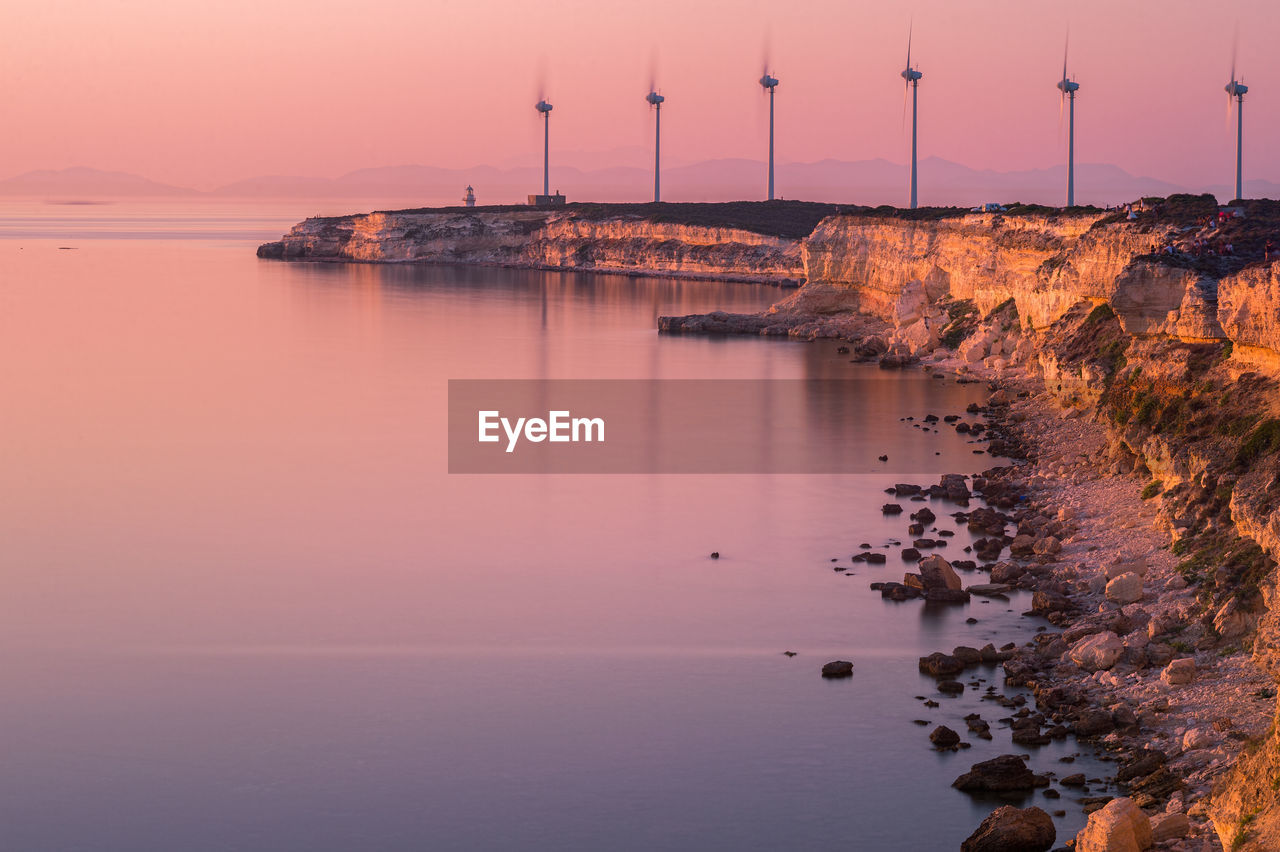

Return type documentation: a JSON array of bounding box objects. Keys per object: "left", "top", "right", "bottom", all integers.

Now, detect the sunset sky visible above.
[{"left": 2, "top": 0, "right": 1274, "bottom": 191}]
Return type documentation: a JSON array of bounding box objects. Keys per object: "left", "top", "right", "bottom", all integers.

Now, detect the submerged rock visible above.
[{"left": 953, "top": 754, "right": 1048, "bottom": 793}]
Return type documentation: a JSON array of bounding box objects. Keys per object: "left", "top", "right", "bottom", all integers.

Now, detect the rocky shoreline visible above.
[{"left": 816, "top": 340, "right": 1276, "bottom": 850}]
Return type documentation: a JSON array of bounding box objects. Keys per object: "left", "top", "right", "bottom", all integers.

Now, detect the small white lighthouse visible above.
[{"left": 463, "top": 185, "right": 476, "bottom": 207}]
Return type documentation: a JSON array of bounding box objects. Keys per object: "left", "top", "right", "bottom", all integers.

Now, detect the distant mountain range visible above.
[{"left": 3, "top": 160, "right": 1277, "bottom": 208}]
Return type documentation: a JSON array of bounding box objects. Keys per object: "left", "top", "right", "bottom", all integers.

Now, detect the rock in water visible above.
[
  {"left": 917, "top": 554, "right": 962, "bottom": 591},
  {"left": 953, "top": 754, "right": 1047, "bottom": 793},
  {"left": 820, "top": 660, "right": 854, "bottom": 678},
  {"left": 1074, "top": 797, "right": 1153, "bottom": 852},
  {"left": 918, "top": 652, "right": 966, "bottom": 677},
  {"left": 929, "top": 725, "right": 961, "bottom": 748},
  {"left": 961, "top": 805, "right": 1055, "bottom": 852}
]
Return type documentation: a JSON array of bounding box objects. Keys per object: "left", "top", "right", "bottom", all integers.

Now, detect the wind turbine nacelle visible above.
[
  {"left": 1225, "top": 80, "right": 1248, "bottom": 97},
  {"left": 535, "top": 100, "right": 554, "bottom": 113},
  {"left": 646, "top": 92, "right": 665, "bottom": 106},
  {"left": 901, "top": 68, "right": 922, "bottom": 83},
  {"left": 759, "top": 74, "right": 779, "bottom": 89},
  {"left": 1057, "top": 78, "right": 1080, "bottom": 94}
]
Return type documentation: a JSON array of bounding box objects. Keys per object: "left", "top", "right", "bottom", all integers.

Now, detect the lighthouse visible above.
[{"left": 463, "top": 185, "right": 476, "bottom": 208}]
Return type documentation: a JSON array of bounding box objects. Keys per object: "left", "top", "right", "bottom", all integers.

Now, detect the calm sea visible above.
[{"left": 0, "top": 201, "right": 1101, "bottom": 851}]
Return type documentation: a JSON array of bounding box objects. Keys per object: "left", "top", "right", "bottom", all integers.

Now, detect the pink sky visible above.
[{"left": 1, "top": 0, "right": 1273, "bottom": 191}]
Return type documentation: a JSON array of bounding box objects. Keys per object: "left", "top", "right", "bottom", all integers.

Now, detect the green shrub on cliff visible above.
[
  {"left": 939, "top": 299, "right": 978, "bottom": 349},
  {"left": 1141, "top": 481, "right": 1163, "bottom": 500},
  {"left": 1085, "top": 303, "right": 1116, "bottom": 324},
  {"left": 1237, "top": 419, "right": 1280, "bottom": 465}
]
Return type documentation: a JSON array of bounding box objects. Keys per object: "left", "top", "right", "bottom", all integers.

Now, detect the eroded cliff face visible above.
[
  {"left": 800, "top": 212, "right": 1170, "bottom": 330},
  {"left": 1220, "top": 265, "right": 1280, "bottom": 371},
  {"left": 259, "top": 209, "right": 804, "bottom": 284}
]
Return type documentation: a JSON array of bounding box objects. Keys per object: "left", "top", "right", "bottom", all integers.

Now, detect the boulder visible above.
[
  {"left": 1214, "top": 597, "right": 1258, "bottom": 640},
  {"left": 1031, "top": 590, "right": 1071, "bottom": 614},
  {"left": 1105, "top": 572, "right": 1144, "bottom": 604},
  {"left": 1182, "top": 728, "right": 1213, "bottom": 750},
  {"left": 1160, "top": 658, "right": 1195, "bottom": 686},
  {"left": 918, "top": 555, "right": 962, "bottom": 591},
  {"left": 821, "top": 660, "right": 854, "bottom": 678},
  {"left": 1068, "top": 631, "right": 1123, "bottom": 672},
  {"left": 1146, "top": 642, "right": 1175, "bottom": 667},
  {"left": 1072, "top": 709, "right": 1116, "bottom": 737},
  {"left": 919, "top": 652, "right": 966, "bottom": 677},
  {"left": 879, "top": 582, "right": 921, "bottom": 601},
  {"left": 1150, "top": 812, "right": 1189, "bottom": 842},
  {"left": 1074, "top": 797, "right": 1153, "bottom": 852},
  {"left": 990, "top": 562, "right": 1025, "bottom": 584},
  {"left": 1032, "top": 536, "right": 1062, "bottom": 556},
  {"left": 930, "top": 725, "right": 961, "bottom": 748},
  {"left": 1010, "top": 534, "right": 1036, "bottom": 556},
  {"left": 961, "top": 805, "right": 1056, "bottom": 852},
  {"left": 953, "top": 754, "right": 1047, "bottom": 793}
]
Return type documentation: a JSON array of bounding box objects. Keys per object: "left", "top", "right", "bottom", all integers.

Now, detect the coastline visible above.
[
  {"left": 944, "top": 357, "right": 1271, "bottom": 849},
  {"left": 260, "top": 196, "right": 1280, "bottom": 849}
]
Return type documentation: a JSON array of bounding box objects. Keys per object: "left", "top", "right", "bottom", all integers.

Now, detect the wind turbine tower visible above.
[
  {"left": 1226, "top": 71, "right": 1248, "bottom": 202},
  {"left": 646, "top": 90, "right": 665, "bottom": 202},
  {"left": 759, "top": 72, "right": 780, "bottom": 201},
  {"left": 1057, "top": 42, "right": 1081, "bottom": 207},
  {"left": 901, "top": 32, "right": 923, "bottom": 209},
  {"left": 535, "top": 99, "right": 553, "bottom": 197}
]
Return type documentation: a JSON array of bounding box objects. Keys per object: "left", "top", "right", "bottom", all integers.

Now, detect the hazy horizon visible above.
[
  {"left": 3, "top": 0, "right": 1277, "bottom": 197},
  {"left": 0, "top": 154, "right": 1269, "bottom": 209}
]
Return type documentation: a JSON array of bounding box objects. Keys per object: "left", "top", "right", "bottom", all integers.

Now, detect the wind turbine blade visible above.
[
  {"left": 1062, "top": 33, "right": 1069, "bottom": 82},
  {"left": 1230, "top": 26, "right": 1237, "bottom": 84},
  {"left": 906, "top": 21, "right": 913, "bottom": 70}
]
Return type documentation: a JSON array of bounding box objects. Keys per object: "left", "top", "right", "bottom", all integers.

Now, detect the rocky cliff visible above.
[{"left": 257, "top": 202, "right": 834, "bottom": 285}]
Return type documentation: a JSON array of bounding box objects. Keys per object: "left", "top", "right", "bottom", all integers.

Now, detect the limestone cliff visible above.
[
  {"left": 258, "top": 205, "right": 813, "bottom": 284},
  {"left": 799, "top": 211, "right": 1166, "bottom": 329}
]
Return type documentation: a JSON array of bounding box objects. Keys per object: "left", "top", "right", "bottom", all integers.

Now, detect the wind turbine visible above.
[
  {"left": 1225, "top": 49, "right": 1248, "bottom": 203},
  {"left": 1057, "top": 38, "right": 1081, "bottom": 207},
  {"left": 535, "top": 99, "right": 553, "bottom": 197},
  {"left": 759, "top": 70, "right": 780, "bottom": 201},
  {"left": 646, "top": 89, "right": 665, "bottom": 203},
  {"left": 901, "top": 28, "right": 923, "bottom": 209}
]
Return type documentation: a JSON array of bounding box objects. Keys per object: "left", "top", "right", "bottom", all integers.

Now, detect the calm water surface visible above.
[{"left": 0, "top": 202, "right": 1102, "bottom": 851}]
